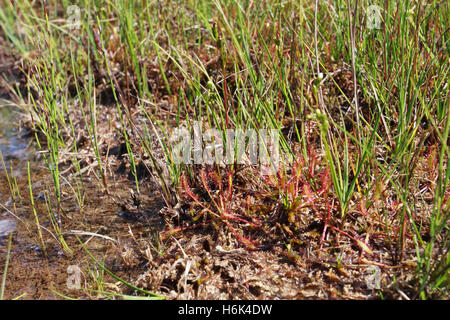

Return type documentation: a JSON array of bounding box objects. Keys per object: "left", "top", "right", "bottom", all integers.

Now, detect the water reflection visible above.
[{"left": 0, "top": 102, "right": 29, "bottom": 165}]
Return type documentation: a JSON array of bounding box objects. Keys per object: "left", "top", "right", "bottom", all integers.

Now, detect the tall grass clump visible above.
[{"left": 0, "top": 0, "right": 447, "bottom": 299}]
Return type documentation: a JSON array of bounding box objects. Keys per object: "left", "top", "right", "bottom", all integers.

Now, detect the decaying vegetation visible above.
[{"left": 0, "top": 0, "right": 448, "bottom": 299}]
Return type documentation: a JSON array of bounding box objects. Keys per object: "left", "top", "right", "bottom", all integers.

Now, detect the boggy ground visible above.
[
  {"left": 0, "top": 111, "right": 420, "bottom": 300},
  {"left": 0, "top": 0, "right": 448, "bottom": 300},
  {"left": 0, "top": 168, "right": 418, "bottom": 300},
  {"left": 0, "top": 64, "right": 438, "bottom": 299}
]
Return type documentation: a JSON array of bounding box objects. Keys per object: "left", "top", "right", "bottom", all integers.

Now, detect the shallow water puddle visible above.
[
  {"left": 0, "top": 102, "right": 30, "bottom": 242},
  {"left": 0, "top": 219, "right": 16, "bottom": 239},
  {"left": 0, "top": 102, "right": 68, "bottom": 299},
  {"left": 0, "top": 102, "right": 30, "bottom": 164},
  {"left": 0, "top": 104, "right": 138, "bottom": 299}
]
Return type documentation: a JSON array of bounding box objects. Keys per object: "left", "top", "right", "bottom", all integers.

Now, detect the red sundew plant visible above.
[
  {"left": 175, "top": 167, "right": 263, "bottom": 250},
  {"left": 260, "top": 149, "right": 378, "bottom": 256}
]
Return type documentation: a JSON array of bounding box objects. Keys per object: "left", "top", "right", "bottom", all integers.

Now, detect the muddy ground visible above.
[
  {"left": 0, "top": 137, "right": 420, "bottom": 300},
  {"left": 0, "top": 34, "right": 437, "bottom": 301}
]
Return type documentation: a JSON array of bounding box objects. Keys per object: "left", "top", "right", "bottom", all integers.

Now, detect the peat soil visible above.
[
  {"left": 0, "top": 111, "right": 417, "bottom": 300},
  {"left": 0, "top": 48, "right": 423, "bottom": 301}
]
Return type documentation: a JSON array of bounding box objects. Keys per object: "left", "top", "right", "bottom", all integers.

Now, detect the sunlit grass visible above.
[{"left": 0, "top": 0, "right": 447, "bottom": 299}]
